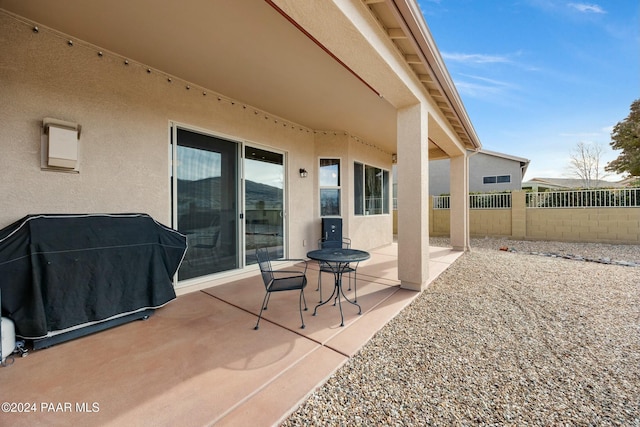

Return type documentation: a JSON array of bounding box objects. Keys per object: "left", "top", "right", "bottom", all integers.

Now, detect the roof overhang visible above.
[
  {"left": 364, "top": 0, "right": 482, "bottom": 152},
  {"left": 0, "top": 0, "right": 481, "bottom": 156}
]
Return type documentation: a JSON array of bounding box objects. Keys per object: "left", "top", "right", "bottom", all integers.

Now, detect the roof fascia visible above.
[{"left": 389, "top": 0, "right": 481, "bottom": 150}]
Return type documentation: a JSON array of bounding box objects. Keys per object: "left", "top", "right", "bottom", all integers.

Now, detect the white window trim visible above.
[
  {"left": 353, "top": 160, "right": 390, "bottom": 216},
  {"left": 319, "top": 157, "right": 342, "bottom": 217}
]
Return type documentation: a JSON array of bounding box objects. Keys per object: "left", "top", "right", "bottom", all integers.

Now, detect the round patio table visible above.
[{"left": 306, "top": 248, "right": 370, "bottom": 326}]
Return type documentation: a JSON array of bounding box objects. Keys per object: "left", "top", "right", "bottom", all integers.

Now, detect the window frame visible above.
[
  {"left": 483, "top": 174, "right": 511, "bottom": 185},
  {"left": 319, "top": 158, "right": 341, "bottom": 217},
  {"left": 354, "top": 161, "right": 390, "bottom": 216}
]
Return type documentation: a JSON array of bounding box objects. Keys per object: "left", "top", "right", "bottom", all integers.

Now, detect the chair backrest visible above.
[
  {"left": 318, "top": 237, "right": 351, "bottom": 249},
  {"left": 255, "top": 248, "right": 273, "bottom": 287}
]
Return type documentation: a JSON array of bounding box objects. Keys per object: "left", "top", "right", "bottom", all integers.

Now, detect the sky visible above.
[{"left": 418, "top": 0, "right": 640, "bottom": 181}]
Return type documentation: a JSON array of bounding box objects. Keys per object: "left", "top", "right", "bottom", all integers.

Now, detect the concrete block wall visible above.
[
  {"left": 417, "top": 190, "right": 640, "bottom": 244},
  {"left": 527, "top": 207, "right": 640, "bottom": 243},
  {"left": 429, "top": 197, "right": 450, "bottom": 236},
  {"left": 469, "top": 209, "right": 511, "bottom": 237}
]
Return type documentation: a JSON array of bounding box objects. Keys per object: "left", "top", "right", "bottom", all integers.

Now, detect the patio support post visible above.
[
  {"left": 396, "top": 104, "right": 429, "bottom": 291},
  {"left": 449, "top": 153, "right": 470, "bottom": 251}
]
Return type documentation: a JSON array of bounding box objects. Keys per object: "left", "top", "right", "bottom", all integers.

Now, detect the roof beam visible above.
[
  {"left": 387, "top": 28, "right": 406, "bottom": 39},
  {"left": 405, "top": 54, "right": 421, "bottom": 64}
]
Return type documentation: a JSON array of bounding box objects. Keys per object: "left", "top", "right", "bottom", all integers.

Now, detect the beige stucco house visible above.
[{"left": 0, "top": 0, "right": 481, "bottom": 293}]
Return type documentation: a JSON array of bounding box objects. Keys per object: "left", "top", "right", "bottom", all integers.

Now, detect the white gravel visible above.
[{"left": 282, "top": 239, "right": 640, "bottom": 426}]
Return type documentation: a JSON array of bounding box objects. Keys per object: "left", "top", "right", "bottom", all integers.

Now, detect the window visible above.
[
  {"left": 483, "top": 175, "right": 511, "bottom": 184},
  {"left": 319, "top": 159, "right": 340, "bottom": 216},
  {"left": 354, "top": 162, "right": 389, "bottom": 215},
  {"left": 483, "top": 176, "right": 497, "bottom": 184}
]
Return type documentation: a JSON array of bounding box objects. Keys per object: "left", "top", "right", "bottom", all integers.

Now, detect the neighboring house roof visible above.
[{"left": 523, "top": 177, "right": 627, "bottom": 190}]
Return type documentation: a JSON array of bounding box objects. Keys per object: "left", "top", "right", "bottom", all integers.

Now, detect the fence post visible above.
[
  {"left": 429, "top": 196, "right": 434, "bottom": 235},
  {"left": 512, "top": 190, "right": 526, "bottom": 239}
]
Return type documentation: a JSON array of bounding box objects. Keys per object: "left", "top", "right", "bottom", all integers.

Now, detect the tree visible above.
[
  {"left": 606, "top": 99, "right": 640, "bottom": 177},
  {"left": 567, "top": 141, "right": 607, "bottom": 188}
]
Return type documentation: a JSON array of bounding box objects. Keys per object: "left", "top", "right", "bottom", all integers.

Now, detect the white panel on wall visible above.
[{"left": 47, "top": 126, "right": 78, "bottom": 168}]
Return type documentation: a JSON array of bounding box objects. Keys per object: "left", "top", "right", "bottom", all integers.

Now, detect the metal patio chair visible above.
[{"left": 254, "top": 247, "right": 308, "bottom": 330}]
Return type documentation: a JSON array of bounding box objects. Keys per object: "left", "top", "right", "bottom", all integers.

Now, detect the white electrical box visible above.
[
  {"left": 48, "top": 126, "right": 78, "bottom": 168},
  {"left": 41, "top": 118, "right": 80, "bottom": 173}
]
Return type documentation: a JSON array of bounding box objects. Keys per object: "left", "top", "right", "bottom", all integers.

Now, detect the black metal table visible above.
[{"left": 306, "top": 248, "right": 370, "bottom": 326}]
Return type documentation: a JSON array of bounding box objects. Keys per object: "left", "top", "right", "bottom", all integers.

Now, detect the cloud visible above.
[
  {"left": 525, "top": 0, "right": 607, "bottom": 15},
  {"left": 454, "top": 81, "right": 502, "bottom": 98},
  {"left": 441, "top": 52, "right": 511, "bottom": 64},
  {"left": 451, "top": 75, "right": 519, "bottom": 101},
  {"left": 459, "top": 74, "right": 517, "bottom": 89},
  {"left": 567, "top": 3, "right": 606, "bottom": 14}
]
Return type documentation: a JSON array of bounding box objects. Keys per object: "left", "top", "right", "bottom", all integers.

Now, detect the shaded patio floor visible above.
[{"left": 0, "top": 244, "right": 462, "bottom": 427}]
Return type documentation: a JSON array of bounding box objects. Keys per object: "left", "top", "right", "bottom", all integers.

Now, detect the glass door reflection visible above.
[
  {"left": 244, "top": 146, "right": 284, "bottom": 265},
  {"left": 174, "top": 128, "right": 239, "bottom": 280}
]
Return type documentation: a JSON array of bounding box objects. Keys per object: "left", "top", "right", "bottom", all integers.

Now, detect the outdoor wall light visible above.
[{"left": 299, "top": 168, "right": 308, "bottom": 178}]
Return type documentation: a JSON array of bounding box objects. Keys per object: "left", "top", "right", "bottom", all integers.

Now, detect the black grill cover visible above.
[{"left": 0, "top": 214, "right": 186, "bottom": 339}]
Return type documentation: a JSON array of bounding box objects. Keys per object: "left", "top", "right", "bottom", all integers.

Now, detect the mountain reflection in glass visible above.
[
  {"left": 175, "top": 129, "right": 238, "bottom": 280},
  {"left": 244, "top": 147, "right": 284, "bottom": 265}
]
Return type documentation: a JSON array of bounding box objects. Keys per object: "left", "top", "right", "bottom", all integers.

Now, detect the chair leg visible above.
[
  {"left": 254, "top": 291, "right": 270, "bottom": 330},
  {"left": 317, "top": 272, "right": 323, "bottom": 302},
  {"left": 353, "top": 271, "right": 357, "bottom": 303},
  {"left": 299, "top": 290, "right": 307, "bottom": 329}
]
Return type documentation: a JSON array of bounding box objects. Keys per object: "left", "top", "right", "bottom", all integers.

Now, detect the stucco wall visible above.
[
  {"left": 0, "top": 13, "right": 398, "bottom": 264},
  {"left": 313, "top": 132, "right": 394, "bottom": 250},
  {"left": 0, "top": 11, "right": 394, "bottom": 264},
  {"left": 429, "top": 153, "right": 524, "bottom": 196},
  {"left": 469, "top": 154, "right": 523, "bottom": 193},
  {"left": 428, "top": 158, "right": 450, "bottom": 196}
]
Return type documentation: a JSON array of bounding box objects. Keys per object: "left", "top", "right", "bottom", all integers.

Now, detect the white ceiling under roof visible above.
[{"left": 0, "top": 0, "right": 398, "bottom": 152}]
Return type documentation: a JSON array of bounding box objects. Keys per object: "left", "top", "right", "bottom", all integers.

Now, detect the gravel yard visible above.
[{"left": 283, "top": 239, "right": 640, "bottom": 426}]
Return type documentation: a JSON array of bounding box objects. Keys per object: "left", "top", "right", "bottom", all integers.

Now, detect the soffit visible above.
[
  {"left": 0, "top": 0, "right": 398, "bottom": 153},
  {"left": 363, "top": 0, "right": 481, "bottom": 151}
]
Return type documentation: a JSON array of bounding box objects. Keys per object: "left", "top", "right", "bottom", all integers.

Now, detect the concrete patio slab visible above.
[{"left": 0, "top": 243, "right": 462, "bottom": 427}]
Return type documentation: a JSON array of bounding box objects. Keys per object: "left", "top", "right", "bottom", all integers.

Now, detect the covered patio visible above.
[
  {"left": 0, "top": 0, "right": 480, "bottom": 293},
  {"left": 1, "top": 244, "right": 462, "bottom": 426},
  {"left": 1, "top": 1, "right": 480, "bottom": 424}
]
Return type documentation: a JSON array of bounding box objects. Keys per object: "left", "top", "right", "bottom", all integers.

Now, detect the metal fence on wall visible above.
[
  {"left": 526, "top": 188, "right": 640, "bottom": 208},
  {"left": 432, "top": 189, "right": 640, "bottom": 210},
  {"left": 432, "top": 193, "right": 511, "bottom": 210}
]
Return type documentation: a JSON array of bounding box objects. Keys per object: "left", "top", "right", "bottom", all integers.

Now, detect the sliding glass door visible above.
[
  {"left": 244, "top": 146, "right": 284, "bottom": 265},
  {"left": 171, "top": 126, "right": 286, "bottom": 282},
  {"left": 172, "top": 127, "right": 239, "bottom": 280}
]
